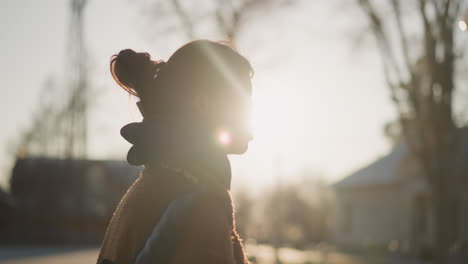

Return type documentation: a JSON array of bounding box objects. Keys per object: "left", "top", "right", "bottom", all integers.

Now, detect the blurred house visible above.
[
  {"left": 0, "top": 157, "right": 140, "bottom": 244},
  {"left": 0, "top": 187, "right": 16, "bottom": 240},
  {"left": 333, "top": 129, "right": 468, "bottom": 252}
]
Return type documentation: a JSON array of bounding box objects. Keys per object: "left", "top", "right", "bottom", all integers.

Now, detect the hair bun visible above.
[
  {"left": 110, "top": 49, "right": 154, "bottom": 97},
  {"left": 116, "top": 49, "right": 136, "bottom": 63}
]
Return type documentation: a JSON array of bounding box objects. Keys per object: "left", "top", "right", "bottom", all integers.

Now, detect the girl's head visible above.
[{"left": 110, "top": 40, "right": 254, "bottom": 154}]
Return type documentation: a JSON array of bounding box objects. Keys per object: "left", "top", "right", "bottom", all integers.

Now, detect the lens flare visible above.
[
  {"left": 218, "top": 130, "right": 232, "bottom": 145},
  {"left": 459, "top": 20, "right": 467, "bottom": 31}
]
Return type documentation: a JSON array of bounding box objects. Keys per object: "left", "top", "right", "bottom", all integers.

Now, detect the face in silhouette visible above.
[
  {"left": 195, "top": 74, "right": 253, "bottom": 154},
  {"left": 219, "top": 91, "right": 253, "bottom": 154}
]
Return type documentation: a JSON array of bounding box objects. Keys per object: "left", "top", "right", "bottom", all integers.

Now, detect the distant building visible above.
[
  {"left": 1, "top": 157, "right": 140, "bottom": 244},
  {"left": 0, "top": 187, "right": 16, "bottom": 240},
  {"left": 332, "top": 130, "right": 468, "bottom": 252}
]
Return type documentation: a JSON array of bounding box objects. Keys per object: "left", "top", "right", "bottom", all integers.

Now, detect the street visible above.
[
  {"left": 0, "top": 245, "right": 385, "bottom": 264},
  {"left": 0, "top": 246, "right": 99, "bottom": 264}
]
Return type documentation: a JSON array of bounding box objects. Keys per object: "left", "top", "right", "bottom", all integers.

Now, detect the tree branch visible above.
[
  {"left": 170, "top": 0, "right": 195, "bottom": 39},
  {"left": 357, "top": 0, "right": 404, "bottom": 85},
  {"left": 390, "top": 0, "right": 413, "bottom": 75}
]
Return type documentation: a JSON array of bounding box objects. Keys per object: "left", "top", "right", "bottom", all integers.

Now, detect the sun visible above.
[{"left": 251, "top": 89, "right": 306, "bottom": 150}]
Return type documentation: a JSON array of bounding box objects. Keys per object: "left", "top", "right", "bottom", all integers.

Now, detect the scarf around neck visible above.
[{"left": 120, "top": 117, "right": 232, "bottom": 189}]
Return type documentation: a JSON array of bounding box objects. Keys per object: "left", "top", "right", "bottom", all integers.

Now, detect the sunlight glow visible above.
[
  {"left": 251, "top": 89, "right": 306, "bottom": 149},
  {"left": 200, "top": 43, "right": 250, "bottom": 98},
  {"left": 459, "top": 20, "right": 467, "bottom": 31}
]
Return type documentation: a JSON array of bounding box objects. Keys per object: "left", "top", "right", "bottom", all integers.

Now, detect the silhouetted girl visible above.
[{"left": 97, "top": 40, "right": 253, "bottom": 264}]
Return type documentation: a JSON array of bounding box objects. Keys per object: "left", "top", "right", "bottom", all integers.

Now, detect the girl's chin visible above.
[{"left": 226, "top": 143, "right": 249, "bottom": 155}]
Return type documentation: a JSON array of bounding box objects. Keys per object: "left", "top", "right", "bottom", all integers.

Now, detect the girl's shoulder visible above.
[{"left": 132, "top": 185, "right": 234, "bottom": 264}]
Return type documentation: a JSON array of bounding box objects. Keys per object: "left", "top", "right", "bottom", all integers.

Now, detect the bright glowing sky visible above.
[{"left": 0, "top": 0, "right": 396, "bottom": 191}]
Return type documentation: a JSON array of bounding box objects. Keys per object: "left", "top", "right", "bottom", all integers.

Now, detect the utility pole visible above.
[
  {"left": 15, "top": 0, "right": 89, "bottom": 160},
  {"left": 64, "top": 0, "right": 88, "bottom": 159}
]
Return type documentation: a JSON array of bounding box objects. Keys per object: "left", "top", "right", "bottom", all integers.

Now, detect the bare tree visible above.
[
  {"left": 13, "top": 77, "right": 64, "bottom": 158},
  {"left": 139, "top": 0, "right": 292, "bottom": 44},
  {"left": 262, "top": 180, "right": 331, "bottom": 248},
  {"left": 355, "top": 0, "right": 467, "bottom": 262}
]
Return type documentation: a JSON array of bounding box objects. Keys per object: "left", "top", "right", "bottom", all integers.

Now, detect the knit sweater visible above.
[{"left": 96, "top": 165, "right": 249, "bottom": 264}]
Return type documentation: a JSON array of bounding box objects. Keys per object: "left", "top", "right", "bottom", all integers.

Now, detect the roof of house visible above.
[
  {"left": 333, "top": 144, "right": 408, "bottom": 189},
  {"left": 334, "top": 127, "right": 468, "bottom": 189},
  {"left": 10, "top": 157, "right": 141, "bottom": 190}
]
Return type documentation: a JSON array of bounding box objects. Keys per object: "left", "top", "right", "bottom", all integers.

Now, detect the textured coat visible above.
[{"left": 96, "top": 165, "right": 249, "bottom": 264}]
